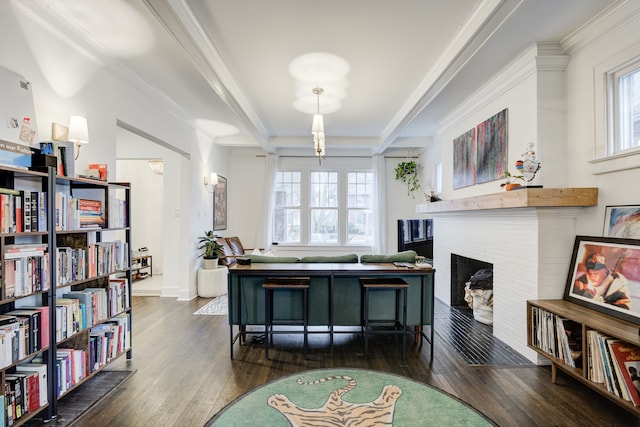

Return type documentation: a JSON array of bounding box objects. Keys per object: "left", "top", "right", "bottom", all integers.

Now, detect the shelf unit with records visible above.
[{"left": 527, "top": 299, "right": 640, "bottom": 417}]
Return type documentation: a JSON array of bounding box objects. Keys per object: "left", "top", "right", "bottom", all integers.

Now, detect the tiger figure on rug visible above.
[{"left": 267, "top": 374, "right": 403, "bottom": 426}]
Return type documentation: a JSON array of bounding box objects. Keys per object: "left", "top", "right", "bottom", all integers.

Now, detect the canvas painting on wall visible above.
[
  {"left": 452, "top": 128, "right": 476, "bottom": 189},
  {"left": 475, "top": 108, "right": 508, "bottom": 184},
  {"left": 214, "top": 175, "right": 227, "bottom": 230}
]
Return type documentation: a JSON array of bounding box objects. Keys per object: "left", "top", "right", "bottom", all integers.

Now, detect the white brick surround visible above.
[{"left": 431, "top": 207, "right": 584, "bottom": 362}]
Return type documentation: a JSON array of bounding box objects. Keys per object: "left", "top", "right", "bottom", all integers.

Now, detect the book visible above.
[
  {"left": 609, "top": 341, "right": 640, "bottom": 406},
  {"left": 19, "top": 306, "right": 49, "bottom": 349}
]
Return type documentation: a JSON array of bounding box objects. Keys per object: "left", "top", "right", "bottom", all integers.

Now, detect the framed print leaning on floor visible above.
[
  {"left": 564, "top": 235, "right": 640, "bottom": 325},
  {"left": 214, "top": 175, "right": 227, "bottom": 230}
]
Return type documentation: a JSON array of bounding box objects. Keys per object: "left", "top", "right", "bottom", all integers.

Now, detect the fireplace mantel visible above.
[{"left": 416, "top": 187, "right": 598, "bottom": 213}]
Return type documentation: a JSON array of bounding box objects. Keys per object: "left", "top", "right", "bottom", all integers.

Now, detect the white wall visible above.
[{"left": 0, "top": 3, "right": 229, "bottom": 300}]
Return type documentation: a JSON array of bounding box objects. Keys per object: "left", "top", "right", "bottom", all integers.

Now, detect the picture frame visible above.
[
  {"left": 564, "top": 235, "right": 640, "bottom": 325},
  {"left": 214, "top": 175, "right": 227, "bottom": 230},
  {"left": 603, "top": 205, "right": 640, "bottom": 239}
]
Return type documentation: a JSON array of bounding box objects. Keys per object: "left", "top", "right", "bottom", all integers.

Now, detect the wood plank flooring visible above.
[{"left": 78, "top": 296, "right": 637, "bottom": 427}]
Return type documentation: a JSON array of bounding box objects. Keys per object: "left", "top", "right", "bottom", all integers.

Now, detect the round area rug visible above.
[{"left": 206, "top": 368, "right": 495, "bottom": 426}]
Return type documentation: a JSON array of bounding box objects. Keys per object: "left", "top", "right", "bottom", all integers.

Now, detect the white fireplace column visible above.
[{"left": 429, "top": 207, "right": 584, "bottom": 362}]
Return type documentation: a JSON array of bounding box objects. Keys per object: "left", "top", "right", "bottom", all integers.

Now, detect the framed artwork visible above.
[
  {"left": 214, "top": 175, "right": 227, "bottom": 230},
  {"left": 475, "top": 108, "right": 508, "bottom": 184},
  {"left": 564, "top": 235, "right": 640, "bottom": 324},
  {"left": 603, "top": 205, "right": 640, "bottom": 239},
  {"left": 452, "top": 128, "right": 476, "bottom": 189}
]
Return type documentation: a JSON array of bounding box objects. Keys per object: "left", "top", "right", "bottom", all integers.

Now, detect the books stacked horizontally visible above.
[
  {"left": 78, "top": 198, "right": 104, "bottom": 229},
  {"left": 3, "top": 244, "right": 50, "bottom": 298},
  {"left": 587, "top": 331, "right": 640, "bottom": 406},
  {"left": 530, "top": 306, "right": 583, "bottom": 368},
  {"left": 55, "top": 194, "right": 104, "bottom": 231}
]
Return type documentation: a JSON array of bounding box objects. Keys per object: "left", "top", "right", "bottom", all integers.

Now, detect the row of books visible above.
[
  {"left": 55, "top": 193, "right": 104, "bottom": 231},
  {"left": 89, "top": 314, "right": 130, "bottom": 372},
  {"left": 587, "top": 330, "right": 640, "bottom": 406},
  {"left": 530, "top": 306, "right": 583, "bottom": 368},
  {"left": 4, "top": 362, "right": 47, "bottom": 425},
  {"left": 0, "top": 189, "right": 47, "bottom": 234},
  {"left": 3, "top": 247, "right": 50, "bottom": 298},
  {"left": 108, "top": 196, "right": 127, "bottom": 228},
  {"left": 56, "top": 347, "right": 86, "bottom": 397},
  {"left": 57, "top": 288, "right": 108, "bottom": 341},
  {"left": 56, "top": 240, "right": 129, "bottom": 285},
  {"left": 108, "top": 279, "right": 130, "bottom": 315},
  {"left": 0, "top": 307, "right": 49, "bottom": 370}
]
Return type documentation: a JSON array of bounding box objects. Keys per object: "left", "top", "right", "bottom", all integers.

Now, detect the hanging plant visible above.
[{"left": 394, "top": 160, "right": 422, "bottom": 197}]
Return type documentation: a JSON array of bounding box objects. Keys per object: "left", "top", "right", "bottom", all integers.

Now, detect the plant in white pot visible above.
[{"left": 198, "top": 230, "right": 224, "bottom": 269}]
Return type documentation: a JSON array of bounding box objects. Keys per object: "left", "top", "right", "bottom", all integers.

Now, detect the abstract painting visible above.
[
  {"left": 452, "top": 128, "right": 476, "bottom": 189},
  {"left": 475, "top": 109, "right": 508, "bottom": 184}
]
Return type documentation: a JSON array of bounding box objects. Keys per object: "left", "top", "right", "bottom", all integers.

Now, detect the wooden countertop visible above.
[{"left": 416, "top": 187, "right": 598, "bottom": 213}]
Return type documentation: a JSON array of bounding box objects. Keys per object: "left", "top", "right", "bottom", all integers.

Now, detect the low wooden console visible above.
[{"left": 527, "top": 299, "right": 640, "bottom": 416}]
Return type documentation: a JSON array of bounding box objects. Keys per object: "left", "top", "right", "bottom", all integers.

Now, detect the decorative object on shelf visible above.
[
  {"left": 0, "top": 66, "right": 38, "bottom": 147},
  {"left": 515, "top": 142, "right": 541, "bottom": 182},
  {"left": 603, "top": 205, "right": 640, "bottom": 239},
  {"left": 204, "top": 172, "right": 218, "bottom": 193},
  {"left": 499, "top": 170, "right": 525, "bottom": 191},
  {"left": 394, "top": 160, "right": 422, "bottom": 197},
  {"left": 214, "top": 175, "right": 227, "bottom": 230},
  {"left": 198, "top": 230, "right": 224, "bottom": 269},
  {"left": 148, "top": 159, "right": 163, "bottom": 175},
  {"left": 311, "top": 87, "right": 326, "bottom": 165},
  {"left": 563, "top": 235, "right": 640, "bottom": 325}
]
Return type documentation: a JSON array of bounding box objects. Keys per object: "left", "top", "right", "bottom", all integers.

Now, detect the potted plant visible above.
[
  {"left": 394, "top": 160, "right": 422, "bottom": 197},
  {"left": 500, "top": 171, "right": 525, "bottom": 191},
  {"left": 198, "top": 230, "right": 224, "bottom": 269}
]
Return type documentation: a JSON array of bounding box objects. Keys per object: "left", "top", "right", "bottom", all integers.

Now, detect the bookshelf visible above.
[
  {"left": 527, "top": 299, "right": 640, "bottom": 416},
  {"left": 0, "top": 165, "right": 132, "bottom": 425}
]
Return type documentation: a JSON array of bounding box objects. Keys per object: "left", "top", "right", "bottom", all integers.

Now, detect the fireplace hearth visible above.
[{"left": 451, "top": 254, "right": 493, "bottom": 307}]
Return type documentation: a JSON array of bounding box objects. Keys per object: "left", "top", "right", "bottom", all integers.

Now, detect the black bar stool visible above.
[
  {"left": 360, "top": 277, "right": 410, "bottom": 365},
  {"left": 263, "top": 277, "right": 311, "bottom": 359}
]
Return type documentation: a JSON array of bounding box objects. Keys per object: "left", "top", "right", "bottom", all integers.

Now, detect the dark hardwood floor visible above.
[{"left": 76, "top": 296, "right": 637, "bottom": 427}]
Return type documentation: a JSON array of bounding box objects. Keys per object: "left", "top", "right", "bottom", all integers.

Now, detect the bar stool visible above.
[
  {"left": 263, "top": 277, "right": 311, "bottom": 359},
  {"left": 360, "top": 277, "right": 410, "bottom": 365}
]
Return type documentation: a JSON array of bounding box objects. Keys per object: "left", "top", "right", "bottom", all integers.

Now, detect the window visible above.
[
  {"left": 608, "top": 61, "right": 640, "bottom": 155},
  {"left": 347, "top": 172, "right": 373, "bottom": 245},
  {"left": 309, "top": 171, "right": 338, "bottom": 244},
  {"left": 272, "top": 159, "right": 374, "bottom": 247},
  {"left": 273, "top": 171, "right": 301, "bottom": 243}
]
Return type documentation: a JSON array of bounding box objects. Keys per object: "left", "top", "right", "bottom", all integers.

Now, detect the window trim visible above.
[{"left": 592, "top": 43, "right": 640, "bottom": 174}]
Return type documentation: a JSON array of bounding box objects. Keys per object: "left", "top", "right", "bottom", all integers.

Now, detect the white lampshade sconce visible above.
[
  {"left": 204, "top": 173, "right": 218, "bottom": 193},
  {"left": 67, "top": 116, "right": 89, "bottom": 160}
]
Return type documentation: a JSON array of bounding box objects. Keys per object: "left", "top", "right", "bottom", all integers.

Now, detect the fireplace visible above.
[{"left": 451, "top": 254, "right": 493, "bottom": 307}]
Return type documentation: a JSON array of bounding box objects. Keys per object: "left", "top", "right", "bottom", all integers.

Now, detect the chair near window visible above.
[{"left": 217, "top": 236, "right": 263, "bottom": 267}]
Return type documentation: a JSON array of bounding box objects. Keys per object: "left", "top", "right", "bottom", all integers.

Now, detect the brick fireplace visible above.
[{"left": 417, "top": 188, "right": 598, "bottom": 362}]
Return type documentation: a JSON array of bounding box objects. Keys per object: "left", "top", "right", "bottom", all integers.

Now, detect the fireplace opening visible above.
[{"left": 451, "top": 254, "right": 493, "bottom": 307}]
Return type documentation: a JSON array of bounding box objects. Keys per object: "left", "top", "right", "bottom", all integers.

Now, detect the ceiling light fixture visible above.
[
  {"left": 312, "top": 87, "right": 325, "bottom": 165},
  {"left": 148, "top": 160, "right": 164, "bottom": 175}
]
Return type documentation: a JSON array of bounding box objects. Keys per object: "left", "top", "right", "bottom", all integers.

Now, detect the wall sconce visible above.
[
  {"left": 148, "top": 160, "right": 164, "bottom": 175},
  {"left": 68, "top": 116, "right": 89, "bottom": 160},
  {"left": 204, "top": 173, "right": 218, "bottom": 193}
]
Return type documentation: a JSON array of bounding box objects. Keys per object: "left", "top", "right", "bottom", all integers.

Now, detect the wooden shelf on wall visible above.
[{"left": 416, "top": 187, "right": 598, "bottom": 213}]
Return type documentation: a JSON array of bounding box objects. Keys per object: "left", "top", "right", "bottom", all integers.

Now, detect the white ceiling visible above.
[{"left": 17, "top": 0, "right": 618, "bottom": 156}]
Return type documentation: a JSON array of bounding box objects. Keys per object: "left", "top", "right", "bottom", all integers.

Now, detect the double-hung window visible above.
[
  {"left": 272, "top": 159, "right": 374, "bottom": 247},
  {"left": 607, "top": 61, "right": 640, "bottom": 155}
]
